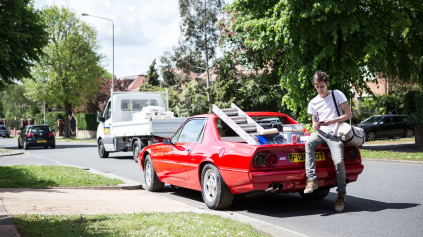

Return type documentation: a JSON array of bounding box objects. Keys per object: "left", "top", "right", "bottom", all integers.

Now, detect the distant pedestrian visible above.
[{"left": 304, "top": 71, "right": 352, "bottom": 212}]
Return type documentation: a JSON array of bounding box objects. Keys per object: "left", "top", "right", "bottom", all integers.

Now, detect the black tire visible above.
[
  {"left": 133, "top": 140, "right": 145, "bottom": 163},
  {"left": 201, "top": 164, "right": 234, "bottom": 210},
  {"left": 44, "top": 146, "right": 48, "bottom": 149},
  {"left": 7, "top": 135, "right": 10, "bottom": 138},
  {"left": 405, "top": 128, "right": 414, "bottom": 138},
  {"left": 98, "top": 139, "right": 109, "bottom": 158},
  {"left": 299, "top": 187, "right": 330, "bottom": 201},
  {"left": 366, "top": 131, "right": 376, "bottom": 141},
  {"left": 18, "top": 139, "right": 22, "bottom": 149},
  {"left": 144, "top": 155, "right": 164, "bottom": 192},
  {"left": 51, "top": 144, "right": 56, "bottom": 149},
  {"left": 24, "top": 142, "right": 28, "bottom": 150}
]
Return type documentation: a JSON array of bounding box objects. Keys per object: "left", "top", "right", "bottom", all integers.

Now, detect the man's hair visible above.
[{"left": 312, "top": 71, "right": 329, "bottom": 84}]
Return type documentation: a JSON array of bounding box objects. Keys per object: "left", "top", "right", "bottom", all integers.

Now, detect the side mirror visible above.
[
  {"left": 163, "top": 138, "right": 172, "bottom": 145},
  {"left": 97, "top": 112, "right": 105, "bottom": 122},
  {"left": 379, "top": 121, "right": 384, "bottom": 124}
]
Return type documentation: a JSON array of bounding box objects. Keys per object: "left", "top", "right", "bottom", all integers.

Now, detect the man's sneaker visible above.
[
  {"left": 304, "top": 178, "right": 318, "bottom": 194},
  {"left": 335, "top": 194, "right": 346, "bottom": 212}
]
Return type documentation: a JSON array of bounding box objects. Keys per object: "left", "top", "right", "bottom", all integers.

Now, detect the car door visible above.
[
  {"left": 102, "top": 101, "right": 114, "bottom": 151},
  {"left": 161, "top": 118, "right": 206, "bottom": 180},
  {"left": 392, "top": 116, "right": 407, "bottom": 136},
  {"left": 377, "top": 116, "right": 394, "bottom": 138}
]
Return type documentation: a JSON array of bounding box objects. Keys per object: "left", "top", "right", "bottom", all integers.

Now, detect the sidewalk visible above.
[
  {"left": 0, "top": 169, "right": 305, "bottom": 237},
  {"left": 0, "top": 150, "right": 24, "bottom": 157}
]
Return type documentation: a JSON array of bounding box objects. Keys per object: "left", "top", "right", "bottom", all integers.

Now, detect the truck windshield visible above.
[{"left": 121, "top": 99, "right": 158, "bottom": 111}]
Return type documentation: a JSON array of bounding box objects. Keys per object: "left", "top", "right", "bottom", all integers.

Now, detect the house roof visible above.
[{"left": 123, "top": 75, "right": 146, "bottom": 92}]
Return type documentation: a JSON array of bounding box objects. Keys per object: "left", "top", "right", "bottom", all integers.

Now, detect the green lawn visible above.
[
  {"left": 361, "top": 150, "right": 423, "bottom": 161},
  {"left": 0, "top": 165, "right": 123, "bottom": 188},
  {"left": 364, "top": 137, "right": 415, "bottom": 145},
  {"left": 13, "top": 213, "right": 268, "bottom": 237},
  {"left": 56, "top": 137, "right": 96, "bottom": 143},
  {"left": 0, "top": 148, "right": 11, "bottom": 152}
]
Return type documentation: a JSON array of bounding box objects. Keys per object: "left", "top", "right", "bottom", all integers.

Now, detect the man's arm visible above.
[{"left": 321, "top": 101, "right": 353, "bottom": 126}]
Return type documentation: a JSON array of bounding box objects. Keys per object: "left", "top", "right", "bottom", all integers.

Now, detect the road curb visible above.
[
  {"left": 0, "top": 198, "right": 21, "bottom": 237},
  {"left": 362, "top": 158, "right": 423, "bottom": 164},
  {"left": 0, "top": 151, "right": 24, "bottom": 157}
]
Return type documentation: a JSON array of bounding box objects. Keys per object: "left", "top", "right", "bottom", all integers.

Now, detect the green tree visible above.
[
  {"left": 179, "top": 0, "right": 224, "bottom": 90},
  {"left": 25, "top": 5, "right": 103, "bottom": 137},
  {"left": 0, "top": 0, "right": 48, "bottom": 89},
  {"left": 2, "top": 84, "right": 38, "bottom": 119},
  {"left": 145, "top": 59, "right": 160, "bottom": 86},
  {"left": 210, "top": 58, "right": 242, "bottom": 108},
  {"left": 223, "top": 0, "right": 423, "bottom": 122}
]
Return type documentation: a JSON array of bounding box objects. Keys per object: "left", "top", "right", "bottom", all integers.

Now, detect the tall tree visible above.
[
  {"left": 145, "top": 59, "right": 160, "bottom": 86},
  {"left": 0, "top": 0, "right": 48, "bottom": 89},
  {"left": 179, "top": 0, "right": 224, "bottom": 93},
  {"left": 25, "top": 5, "right": 103, "bottom": 137},
  {"left": 224, "top": 0, "right": 423, "bottom": 122}
]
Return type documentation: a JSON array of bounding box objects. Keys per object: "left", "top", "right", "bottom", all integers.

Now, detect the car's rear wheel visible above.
[
  {"left": 51, "top": 144, "right": 56, "bottom": 149},
  {"left": 98, "top": 139, "right": 109, "bottom": 158},
  {"left": 405, "top": 128, "right": 414, "bottom": 138},
  {"left": 144, "top": 155, "right": 164, "bottom": 192},
  {"left": 24, "top": 142, "right": 28, "bottom": 150},
  {"left": 299, "top": 187, "right": 330, "bottom": 201},
  {"left": 366, "top": 131, "right": 376, "bottom": 141},
  {"left": 44, "top": 146, "right": 48, "bottom": 149},
  {"left": 18, "top": 140, "right": 22, "bottom": 149},
  {"left": 201, "top": 164, "right": 234, "bottom": 210}
]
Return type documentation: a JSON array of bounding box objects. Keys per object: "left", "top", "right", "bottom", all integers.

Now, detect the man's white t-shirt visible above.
[{"left": 307, "top": 90, "right": 348, "bottom": 133}]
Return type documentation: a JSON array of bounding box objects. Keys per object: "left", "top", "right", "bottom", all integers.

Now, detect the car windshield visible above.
[
  {"left": 0, "top": 126, "right": 7, "bottom": 130},
  {"left": 28, "top": 127, "right": 51, "bottom": 133},
  {"left": 361, "top": 117, "right": 382, "bottom": 125}
]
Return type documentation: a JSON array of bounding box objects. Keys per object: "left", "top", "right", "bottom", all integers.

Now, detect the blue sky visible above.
[{"left": 34, "top": 0, "right": 182, "bottom": 78}]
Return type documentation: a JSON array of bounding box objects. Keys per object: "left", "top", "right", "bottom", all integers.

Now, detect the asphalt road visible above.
[{"left": 1, "top": 137, "right": 422, "bottom": 237}]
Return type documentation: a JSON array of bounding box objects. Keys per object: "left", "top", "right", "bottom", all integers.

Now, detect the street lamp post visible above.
[{"left": 82, "top": 13, "right": 114, "bottom": 102}]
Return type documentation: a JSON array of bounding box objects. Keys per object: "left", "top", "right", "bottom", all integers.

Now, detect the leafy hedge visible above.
[
  {"left": 405, "top": 91, "right": 423, "bottom": 126},
  {"left": 34, "top": 113, "right": 44, "bottom": 125},
  {"left": 46, "top": 112, "right": 64, "bottom": 132},
  {"left": 76, "top": 113, "right": 99, "bottom": 130}
]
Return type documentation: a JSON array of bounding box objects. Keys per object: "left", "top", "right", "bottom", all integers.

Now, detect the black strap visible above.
[{"left": 331, "top": 90, "right": 341, "bottom": 117}]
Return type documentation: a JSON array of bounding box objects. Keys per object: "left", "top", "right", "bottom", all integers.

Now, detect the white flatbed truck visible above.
[{"left": 96, "top": 91, "right": 188, "bottom": 162}]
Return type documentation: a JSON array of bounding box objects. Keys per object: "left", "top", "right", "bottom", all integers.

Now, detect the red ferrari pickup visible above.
[{"left": 138, "top": 112, "right": 364, "bottom": 210}]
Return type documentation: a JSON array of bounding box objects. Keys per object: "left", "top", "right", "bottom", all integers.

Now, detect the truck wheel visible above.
[
  {"left": 299, "top": 187, "right": 330, "bottom": 201},
  {"left": 144, "top": 155, "right": 164, "bottom": 192},
  {"left": 201, "top": 164, "right": 234, "bottom": 210},
  {"left": 133, "top": 140, "right": 145, "bottom": 163},
  {"left": 98, "top": 139, "right": 109, "bottom": 158}
]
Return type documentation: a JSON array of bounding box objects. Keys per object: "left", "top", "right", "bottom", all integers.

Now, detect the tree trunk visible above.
[
  {"left": 415, "top": 124, "right": 423, "bottom": 147},
  {"left": 64, "top": 102, "right": 70, "bottom": 138}
]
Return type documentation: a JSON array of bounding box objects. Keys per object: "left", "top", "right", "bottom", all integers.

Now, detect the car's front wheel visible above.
[
  {"left": 405, "top": 128, "right": 414, "bottom": 138},
  {"left": 366, "top": 131, "right": 376, "bottom": 141},
  {"left": 98, "top": 139, "right": 109, "bottom": 158},
  {"left": 201, "top": 164, "right": 234, "bottom": 210},
  {"left": 144, "top": 155, "right": 164, "bottom": 192},
  {"left": 299, "top": 187, "right": 330, "bottom": 201}
]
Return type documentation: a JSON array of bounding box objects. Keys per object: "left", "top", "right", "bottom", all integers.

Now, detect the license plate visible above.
[
  {"left": 288, "top": 152, "right": 325, "bottom": 163},
  {"left": 37, "top": 140, "right": 47, "bottom": 143}
]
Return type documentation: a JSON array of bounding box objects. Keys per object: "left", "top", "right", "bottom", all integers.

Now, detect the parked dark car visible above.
[
  {"left": 18, "top": 125, "right": 56, "bottom": 150},
  {"left": 0, "top": 125, "right": 10, "bottom": 138},
  {"left": 358, "top": 115, "right": 414, "bottom": 141}
]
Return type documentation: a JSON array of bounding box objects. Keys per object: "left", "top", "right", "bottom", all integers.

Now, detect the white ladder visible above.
[{"left": 212, "top": 103, "right": 264, "bottom": 145}]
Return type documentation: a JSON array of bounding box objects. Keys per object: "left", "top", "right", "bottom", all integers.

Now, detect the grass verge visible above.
[
  {"left": 0, "top": 165, "right": 124, "bottom": 188},
  {"left": 361, "top": 150, "right": 423, "bottom": 161},
  {"left": 13, "top": 213, "right": 268, "bottom": 237},
  {"left": 364, "top": 137, "right": 415, "bottom": 145},
  {"left": 0, "top": 148, "right": 11, "bottom": 152},
  {"left": 56, "top": 137, "right": 96, "bottom": 143}
]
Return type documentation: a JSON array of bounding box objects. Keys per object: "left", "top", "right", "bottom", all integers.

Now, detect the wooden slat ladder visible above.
[{"left": 212, "top": 103, "right": 264, "bottom": 145}]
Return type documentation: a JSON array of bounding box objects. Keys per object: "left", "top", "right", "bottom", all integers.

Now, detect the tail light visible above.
[
  {"left": 347, "top": 147, "right": 359, "bottom": 161},
  {"left": 49, "top": 132, "right": 55, "bottom": 137},
  {"left": 254, "top": 153, "right": 266, "bottom": 167},
  {"left": 26, "top": 133, "right": 34, "bottom": 138},
  {"left": 265, "top": 153, "right": 277, "bottom": 166}
]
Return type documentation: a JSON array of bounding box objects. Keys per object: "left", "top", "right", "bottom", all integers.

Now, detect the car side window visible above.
[
  {"left": 393, "top": 116, "right": 403, "bottom": 123},
  {"left": 104, "top": 102, "right": 111, "bottom": 120},
  {"left": 174, "top": 118, "right": 206, "bottom": 143},
  {"left": 380, "top": 117, "right": 393, "bottom": 124}
]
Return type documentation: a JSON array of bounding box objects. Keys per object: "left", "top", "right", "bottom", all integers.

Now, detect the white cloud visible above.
[{"left": 34, "top": 0, "right": 182, "bottom": 77}]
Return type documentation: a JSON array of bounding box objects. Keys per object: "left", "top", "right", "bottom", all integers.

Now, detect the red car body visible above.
[{"left": 138, "top": 112, "right": 364, "bottom": 208}]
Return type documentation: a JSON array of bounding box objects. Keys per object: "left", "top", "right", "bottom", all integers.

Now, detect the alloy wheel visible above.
[
  {"left": 145, "top": 161, "right": 152, "bottom": 187},
  {"left": 203, "top": 169, "right": 218, "bottom": 203}
]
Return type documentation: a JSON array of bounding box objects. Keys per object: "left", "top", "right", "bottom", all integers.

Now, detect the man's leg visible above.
[
  {"left": 304, "top": 132, "right": 324, "bottom": 193},
  {"left": 325, "top": 133, "right": 346, "bottom": 211}
]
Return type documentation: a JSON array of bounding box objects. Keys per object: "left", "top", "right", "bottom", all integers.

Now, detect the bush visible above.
[
  {"left": 404, "top": 91, "right": 419, "bottom": 114},
  {"left": 5, "top": 119, "right": 20, "bottom": 129},
  {"left": 46, "top": 112, "right": 64, "bottom": 132},
  {"left": 76, "top": 113, "right": 99, "bottom": 130},
  {"left": 407, "top": 91, "right": 423, "bottom": 126},
  {"left": 375, "top": 94, "right": 404, "bottom": 114},
  {"left": 34, "top": 113, "right": 44, "bottom": 125}
]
